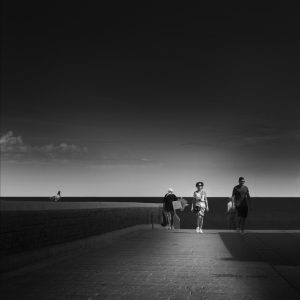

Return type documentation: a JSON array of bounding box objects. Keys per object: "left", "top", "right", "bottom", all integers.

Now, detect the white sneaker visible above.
[
  {"left": 196, "top": 227, "right": 200, "bottom": 233},
  {"left": 199, "top": 229, "right": 203, "bottom": 233}
]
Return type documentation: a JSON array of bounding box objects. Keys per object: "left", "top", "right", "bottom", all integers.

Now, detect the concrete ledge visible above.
[
  {"left": 1, "top": 206, "right": 162, "bottom": 255},
  {"left": 0, "top": 200, "right": 162, "bottom": 211},
  {"left": 0, "top": 223, "right": 161, "bottom": 276}
]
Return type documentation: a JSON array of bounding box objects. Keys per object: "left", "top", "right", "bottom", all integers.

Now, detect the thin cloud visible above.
[
  {"left": 0, "top": 131, "right": 88, "bottom": 163},
  {"left": 181, "top": 127, "right": 300, "bottom": 148},
  {"left": 91, "top": 156, "right": 160, "bottom": 166},
  {"left": 0, "top": 131, "right": 159, "bottom": 166}
]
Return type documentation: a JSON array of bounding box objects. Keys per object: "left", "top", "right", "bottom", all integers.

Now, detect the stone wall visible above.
[
  {"left": 1, "top": 197, "right": 300, "bottom": 257},
  {"left": 0, "top": 207, "right": 161, "bottom": 257},
  {"left": 177, "top": 197, "right": 300, "bottom": 229}
]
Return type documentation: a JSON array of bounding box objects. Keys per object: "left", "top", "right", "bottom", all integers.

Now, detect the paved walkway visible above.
[{"left": 1, "top": 229, "right": 300, "bottom": 299}]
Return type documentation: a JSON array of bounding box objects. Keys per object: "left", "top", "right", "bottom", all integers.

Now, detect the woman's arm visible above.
[
  {"left": 203, "top": 192, "right": 209, "bottom": 211},
  {"left": 191, "top": 193, "right": 195, "bottom": 211}
]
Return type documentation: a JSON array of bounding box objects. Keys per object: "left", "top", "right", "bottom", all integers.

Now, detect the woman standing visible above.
[
  {"left": 191, "top": 182, "right": 209, "bottom": 233},
  {"left": 163, "top": 188, "right": 177, "bottom": 230}
]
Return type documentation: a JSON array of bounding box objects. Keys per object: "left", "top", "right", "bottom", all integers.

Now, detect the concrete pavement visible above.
[{"left": 1, "top": 229, "right": 299, "bottom": 300}]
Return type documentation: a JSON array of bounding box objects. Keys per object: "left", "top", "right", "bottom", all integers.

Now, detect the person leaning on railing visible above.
[{"left": 163, "top": 188, "right": 177, "bottom": 230}]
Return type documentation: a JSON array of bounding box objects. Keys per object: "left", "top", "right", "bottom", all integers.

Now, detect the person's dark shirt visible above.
[
  {"left": 232, "top": 185, "right": 250, "bottom": 207},
  {"left": 163, "top": 193, "right": 177, "bottom": 211}
]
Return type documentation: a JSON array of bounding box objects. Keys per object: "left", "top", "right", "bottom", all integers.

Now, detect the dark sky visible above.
[{"left": 1, "top": 2, "right": 300, "bottom": 196}]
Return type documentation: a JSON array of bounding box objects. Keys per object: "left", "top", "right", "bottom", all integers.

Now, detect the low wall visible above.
[
  {"left": 0, "top": 205, "right": 161, "bottom": 257},
  {"left": 1, "top": 197, "right": 299, "bottom": 273},
  {"left": 0, "top": 200, "right": 161, "bottom": 211},
  {"left": 1, "top": 197, "right": 299, "bottom": 258},
  {"left": 177, "top": 198, "right": 300, "bottom": 229}
]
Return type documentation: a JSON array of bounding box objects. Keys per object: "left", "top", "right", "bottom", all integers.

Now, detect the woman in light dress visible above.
[{"left": 191, "top": 182, "right": 209, "bottom": 233}]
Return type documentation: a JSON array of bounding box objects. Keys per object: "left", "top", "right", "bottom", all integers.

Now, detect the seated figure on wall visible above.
[{"left": 50, "top": 190, "right": 61, "bottom": 202}]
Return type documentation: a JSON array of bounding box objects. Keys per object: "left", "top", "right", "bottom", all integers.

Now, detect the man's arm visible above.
[
  {"left": 232, "top": 188, "right": 236, "bottom": 207},
  {"left": 247, "top": 188, "right": 251, "bottom": 209}
]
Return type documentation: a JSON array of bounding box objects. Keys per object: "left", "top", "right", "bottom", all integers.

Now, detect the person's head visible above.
[
  {"left": 57, "top": 191, "right": 61, "bottom": 195},
  {"left": 195, "top": 181, "right": 204, "bottom": 191},
  {"left": 168, "top": 188, "right": 174, "bottom": 194},
  {"left": 238, "top": 177, "right": 245, "bottom": 186}
]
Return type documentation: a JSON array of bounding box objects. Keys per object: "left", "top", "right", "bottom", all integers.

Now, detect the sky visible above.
[{"left": 1, "top": 2, "right": 300, "bottom": 196}]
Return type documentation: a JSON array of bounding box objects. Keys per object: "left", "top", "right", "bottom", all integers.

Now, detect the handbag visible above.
[
  {"left": 172, "top": 200, "right": 183, "bottom": 210},
  {"left": 193, "top": 206, "right": 200, "bottom": 213}
]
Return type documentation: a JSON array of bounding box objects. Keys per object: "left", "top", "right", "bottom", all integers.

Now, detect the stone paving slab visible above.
[{"left": 0, "top": 229, "right": 299, "bottom": 300}]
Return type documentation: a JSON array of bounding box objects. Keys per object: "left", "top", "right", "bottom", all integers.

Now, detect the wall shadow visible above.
[{"left": 219, "top": 233, "right": 300, "bottom": 266}]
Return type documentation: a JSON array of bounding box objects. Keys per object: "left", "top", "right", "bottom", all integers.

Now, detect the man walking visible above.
[{"left": 232, "top": 177, "right": 251, "bottom": 233}]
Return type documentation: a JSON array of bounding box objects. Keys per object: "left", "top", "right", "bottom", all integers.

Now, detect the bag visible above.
[
  {"left": 193, "top": 206, "right": 200, "bottom": 213},
  {"left": 172, "top": 200, "right": 183, "bottom": 210},
  {"left": 200, "top": 201, "right": 206, "bottom": 208},
  {"left": 179, "top": 198, "right": 188, "bottom": 211}
]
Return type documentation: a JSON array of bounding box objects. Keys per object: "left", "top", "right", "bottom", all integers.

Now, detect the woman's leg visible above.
[
  {"left": 196, "top": 215, "right": 201, "bottom": 228},
  {"left": 170, "top": 211, "right": 174, "bottom": 228},
  {"left": 162, "top": 210, "right": 168, "bottom": 227},
  {"left": 166, "top": 212, "right": 171, "bottom": 229},
  {"left": 199, "top": 216, "right": 203, "bottom": 229}
]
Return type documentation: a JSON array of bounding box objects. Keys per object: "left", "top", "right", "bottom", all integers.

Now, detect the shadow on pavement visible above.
[{"left": 219, "top": 232, "right": 300, "bottom": 266}]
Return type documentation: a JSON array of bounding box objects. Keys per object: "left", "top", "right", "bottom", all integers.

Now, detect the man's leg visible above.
[
  {"left": 232, "top": 214, "right": 237, "bottom": 230},
  {"left": 237, "top": 216, "right": 242, "bottom": 232},
  {"left": 240, "top": 217, "right": 246, "bottom": 233},
  {"left": 228, "top": 215, "right": 233, "bottom": 229}
]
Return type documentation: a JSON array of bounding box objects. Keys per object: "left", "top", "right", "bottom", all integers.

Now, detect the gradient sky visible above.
[{"left": 1, "top": 3, "right": 300, "bottom": 196}]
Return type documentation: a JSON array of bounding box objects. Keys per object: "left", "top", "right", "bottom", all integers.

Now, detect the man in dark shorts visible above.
[
  {"left": 232, "top": 177, "right": 251, "bottom": 233},
  {"left": 163, "top": 188, "right": 177, "bottom": 230}
]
